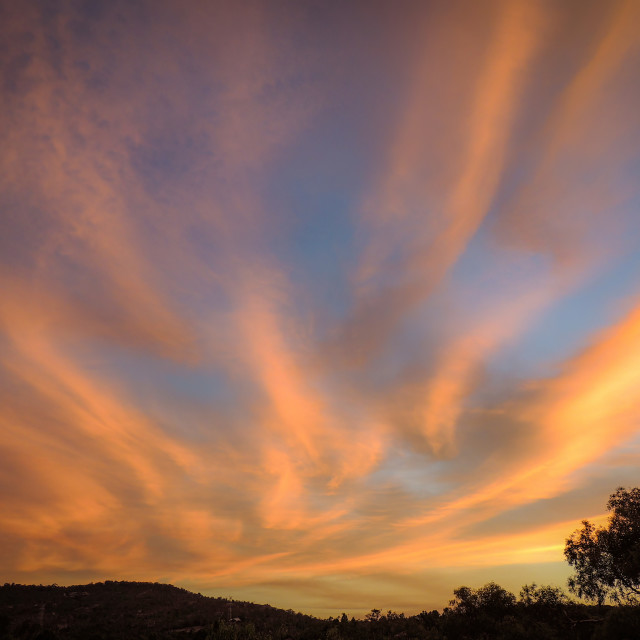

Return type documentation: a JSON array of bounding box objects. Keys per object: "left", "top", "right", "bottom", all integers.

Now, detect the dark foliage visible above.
[
  {"left": 1, "top": 580, "right": 639, "bottom": 640},
  {"left": 0, "top": 581, "right": 321, "bottom": 640},
  {"left": 3, "top": 491, "right": 640, "bottom": 640},
  {"left": 565, "top": 487, "right": 640, "bottom": 604}
]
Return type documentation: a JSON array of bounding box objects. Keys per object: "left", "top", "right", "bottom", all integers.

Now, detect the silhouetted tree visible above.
[
  {"left": 519, "top": 583, "right": 569, "bottom": 608},
  {"left": 565, "top": 487, "right": 640, "bottom": 604},
  {"left": 448, "top": 582, "right": 516, "bottom": 616},
  {"left": 441, "top": 582, "right": 517, "bottom": 639},
  {"left": 364, "top": 609, "right": 381, "bottom": 622}
]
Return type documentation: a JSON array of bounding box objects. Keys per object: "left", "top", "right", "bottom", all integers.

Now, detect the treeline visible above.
[
  {"left": 2, "top": 488, "right": 638, "bottom": 639},
  {"left": 0, "top": 581, "right": 317, "bottom": 640},
  {"left": 1, "top": 580, "right": 640, "bottom": 640}
]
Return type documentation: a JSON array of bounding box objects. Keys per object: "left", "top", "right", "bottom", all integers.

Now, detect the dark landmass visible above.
[
  {"left": 1, "top": 580, "right": 640, "bottom": 640},
  {"left": 0, "top": 581, "right": 319, "bottom": 640}
]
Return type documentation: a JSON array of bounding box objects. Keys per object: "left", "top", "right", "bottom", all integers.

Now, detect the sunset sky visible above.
[{"left": 2, "top": 0, "right": 640, "bottom": 617}]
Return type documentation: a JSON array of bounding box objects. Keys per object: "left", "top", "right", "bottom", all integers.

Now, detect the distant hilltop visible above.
[
  {"left": 1, "top": 579, "right": 639, "bottom": 639},
  {"left": 0, "top": 581, "right": 319, "bottom": 639}
]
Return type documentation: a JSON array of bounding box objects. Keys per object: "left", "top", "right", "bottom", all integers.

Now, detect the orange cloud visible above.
[
  {"left": 495, "top": 0, "right": 640, "bottom": 263},
  {"left": 1, "top": 0, "right": 639, "bottom": 618},
  {"left": 328, "top": 0, "right": 545, "bottom": 368}
]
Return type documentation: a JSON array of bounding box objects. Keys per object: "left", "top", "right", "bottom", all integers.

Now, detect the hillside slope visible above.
[{"left": 0, "top": 581, "right": 322, "bottom": 640}]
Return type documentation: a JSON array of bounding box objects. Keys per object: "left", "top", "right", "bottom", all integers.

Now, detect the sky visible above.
[{"left": 1, "top": 0, "right": 640, "bottom": 618}]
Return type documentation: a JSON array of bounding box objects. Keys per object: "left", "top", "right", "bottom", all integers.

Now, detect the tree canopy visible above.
[
  {"left": 448, "top": 582, "right": 516, "bottom": 616},
  {"left": 564, "top": 487, "right": 640, "bottom": 604}
]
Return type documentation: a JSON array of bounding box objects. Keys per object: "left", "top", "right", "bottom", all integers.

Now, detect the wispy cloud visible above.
[{"left": 1, "top": 0, "right": 639, "bottom": 616}]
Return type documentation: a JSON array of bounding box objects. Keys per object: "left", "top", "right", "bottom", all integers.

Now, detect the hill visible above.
[
  {"left": 0, "top": 581, "right": 322, "bottom": 640},
  {"left": 2, "top": 580, "right": 640, "bottom": 639}
]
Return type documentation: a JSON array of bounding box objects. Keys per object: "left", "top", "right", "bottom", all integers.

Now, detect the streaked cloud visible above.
[{"left": 1, "top": 0, "right": 639, "bottom": 617}]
